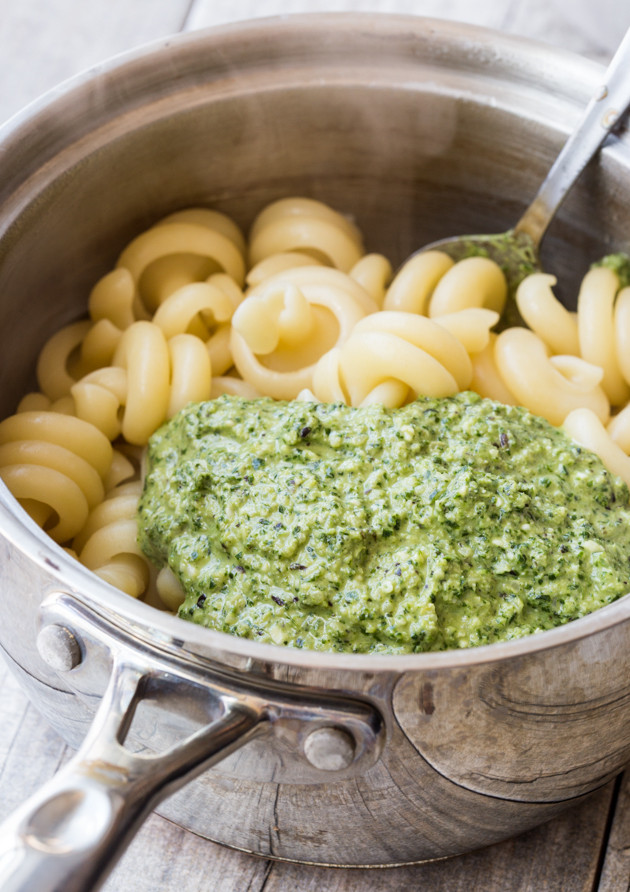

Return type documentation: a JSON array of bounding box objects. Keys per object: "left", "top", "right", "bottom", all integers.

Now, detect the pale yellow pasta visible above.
[
  {"left": 0, "top": 411, "right": 112, "bottom": 476},
  {"left": 167, "top": 333, "right": 212, "bottom": 418},
  {"left": 156, "top": 566, "right": 187, "bottom": 611},
  {"left": 137, "top": 208, "right": 246, "bottom": 312},
  {"left": 0, "top": 440, "right": 104, "bottom": 511},
  {"left": 311, "top": 311, "right": 473, "bottom": 408},
  {"left": 152, "top": 281, "right": 234, "bottom": 339},
  {"left": 73, "top": 476, "right": 150, "bottom": 599},
  {"left": 89, "top": 268, "right": 137, "bottom": 329},
  {"left": 311, "top": 348, "right": 348, "bottom": 404},
  {"left": 357, "top": 379, "right": 410, "bottom": 408},
  {"left": 432, "top": 308, "right": 499, "bottom": 354},
  {"left": 257, "top": 266, "right": 379, "bottom": 315},
  {"left": 383, "top": 251, "right": 454, "bottom": 315},
  {"left": 112, "top": 321, "right": 170, "bottom": 445},
  {"left": 73, "top": 479, "right": 143, "bottom": 553},
  {"left": 577, "top": 267, "right": 630, "bottom": 406},
  {"left": 548, "top": 354, "right": 605, "bottom": 390},
  {"left": 208, "top": 272, "right": 245, "bottom": 312},
  {"left": 563, "top": 408, "right": 630, "bottom": 489},
  {"left": 230, "top": 269, "right": 372, "bottom": 400},
  {"left": 17, "top": 393, "right": 52, "bottom": 413},
  {"left": 156, "top": 208, "right": 247, "bottom": 256},
  {"left": 607, "top": 404, "right": 630, "bottom": 453},
  {"left": 117, "top": 221, "right": 246, "bottom": 311},
  {"left": 494, "top": 327, "right": 609, "bottom": 426},
  {"left": 428, "top": 256, "right": 507, "bottom": 318},
  {"left": 104, "top": 449, "right": 138, "bottom": 492},
  {"left": 614, "top": 287, "right": 630, "bottom": 385},
  {"left": 207, "top": 323, "right": 234, "bottom": 376},
  {"left": 79, "top": 319, "right": 123, "bottom": 372},
  {"left": 340, "top": 312, "right": 472, "bottom": 406},
  {"left": 36, "top": 319, "right": 91, "bottom": 400},
  {"left": 1, "top": 464, "right": 88, "bottom": 543},
  {"left": 0, "top": 411, "right": 112, "bottom": 542},
  {"left": 76, "top": 483, "right": 149, "bottom": 598},
  {"left": 515, "top": 273, "right": 579, "bottom": 355},
  {"left": 52, "top": 396, "right": 77, "bottom": 415},
  {"left": 248, "top": 197, "right": 364, "bottom": 272},
  {"left": 246, "top": 251, "right": 325, "bottom": 288},
  {"left": 73, "top": 328, "right": 211, "bottom": 439},
  {"left": 210, "top": 375, "right": 262, "bottom": 399},
  {"left": 71, "top": 367, "right": 127, "bottom": 440},
  {"left": 470, "top": 335, "right": 518, "bottom": 405},
  {"left": 349, "top": 254, "right": 393, "bottom": 306}
]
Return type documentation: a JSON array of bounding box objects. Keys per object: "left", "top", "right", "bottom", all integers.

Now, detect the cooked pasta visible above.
[
  {"left": 230, "top": 267, "right": 374, "bottom": 399},
  {"left": 311, "top": 310, "right": 493, "bottom": 408},
  {"left": 577, "top": 267, "right": 630, "bottom": 406},
  {"left": 73, "top": 479, "right": 150, "bottom": 598},
  {"left": 428, "top": 256, "right": 507, "bottom": 317},
  {"left": 494, "top": 327, "right": 609, "bottom": 426},
  {"left": 383, "top": 250, "right": 454, "bottom": 315},
  {"left": 2, "top": 195, "right": 630, "bottom": 614},
  {"left": 247, "top": 196, "right": 364, "bottom": 272},
  {"left": 515, "top": 273, "right": 579, "bottom": 355},
  {"left": 0, "top": 411, "right": 112, "bottom": 542}
]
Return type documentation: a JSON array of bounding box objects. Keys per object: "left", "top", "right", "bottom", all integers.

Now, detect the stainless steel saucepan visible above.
[{"left": 0, "top": 14, "right": 629, "bottom": 891}]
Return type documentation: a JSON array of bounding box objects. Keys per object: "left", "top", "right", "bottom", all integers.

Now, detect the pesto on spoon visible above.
[{"left": 414, "top": 26, "right": 630, "bottom": 313}]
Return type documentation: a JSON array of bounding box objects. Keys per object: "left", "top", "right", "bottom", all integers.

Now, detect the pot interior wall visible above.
[{"left": 0, "top": 48, "right": 628, "bottom": 418}]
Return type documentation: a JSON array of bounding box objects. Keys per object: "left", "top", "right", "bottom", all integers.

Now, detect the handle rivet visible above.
[
  {"left": 303, "top": 727, "right": 355, "bottom": 771},
  {"left": 36, "top": 624, "right": 82, "bottom": 672}
]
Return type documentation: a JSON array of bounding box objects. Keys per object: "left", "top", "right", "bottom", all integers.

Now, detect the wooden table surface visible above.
[{"left": 2, "top": 1, "right": 630, "bottom": 890}]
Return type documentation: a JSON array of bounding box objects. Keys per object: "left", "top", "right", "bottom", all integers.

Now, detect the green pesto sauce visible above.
[
  {"left": 138, "top": 393, "right": 630, "bottom": 654},
  {"left": 591, "top": 252, "right": 630, "bottom": 290}
]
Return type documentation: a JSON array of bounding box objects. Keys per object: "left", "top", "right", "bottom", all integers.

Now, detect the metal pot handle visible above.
[
  {"left": 0, "top": 592, "right": 384, "bottom": 892},
  {"left": 0, "top": 657, "right": 262, "bottom": 892}
]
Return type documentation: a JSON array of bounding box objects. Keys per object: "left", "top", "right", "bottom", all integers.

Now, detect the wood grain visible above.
[
  {"left": 598, "top": 773, "right": 630, "bottom": 892},
  {"left": 186, "top": 0, "right": 624, "bottom": 60}
]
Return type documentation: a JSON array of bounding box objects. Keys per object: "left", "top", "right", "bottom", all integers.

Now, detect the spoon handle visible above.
[{"left": 515, "top": 27, "right": 630, "bottom": 247}]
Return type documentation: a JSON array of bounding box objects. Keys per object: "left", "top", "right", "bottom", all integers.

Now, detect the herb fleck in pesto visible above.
[
  {"left": 138, "top": 393, "right": 630, "bottom": 654},
  {"left": 591, "top": 252, "right": 630, "bottom": 290}
]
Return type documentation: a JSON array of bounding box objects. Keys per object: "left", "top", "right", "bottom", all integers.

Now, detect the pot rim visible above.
[{"left": 0, "top": 12, "right": 626, "bottom": 676}]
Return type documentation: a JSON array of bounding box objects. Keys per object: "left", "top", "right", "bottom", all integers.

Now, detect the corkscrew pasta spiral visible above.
[
  {"left": 494, "top": 327, "right": 610, "bottom": 426},
  {"left": 230, "top": 267, "right": 375, "bottom": 399},
  {"left": 0, "top": 411, "right": 113, "bottom": 542},
  {"left": 73, "top": 480, "right": 150, "bottom": 598},
  {"left": 247, "top": 197, "right": 364, "bottom": 273},
  {"left": 312, "top": 309, "right": 494, "bottom": 408},
  {"left": 577, "top": 267, "right": 630, "bottom": 407}
]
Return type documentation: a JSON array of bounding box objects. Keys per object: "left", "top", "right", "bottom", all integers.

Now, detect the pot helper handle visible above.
[
  {"left": 0, "top": 658, "right": 263, "bottom": 892},
  {"left": 0, "top": 588, "right": 383, "bottom": 892}
]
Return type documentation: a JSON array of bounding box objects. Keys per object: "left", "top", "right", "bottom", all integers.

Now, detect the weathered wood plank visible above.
[
  {"left": 0, "top": 0, "right": 192, "bottom": 125},
  {"left": 184, "top": 0, "right": 623, "bottom": 60},
  {"left": 261, "top": 785, "right": 615, "bottom": 892},
  {"left": 598, "top": 772, "right": 630, "bottom": 892}
]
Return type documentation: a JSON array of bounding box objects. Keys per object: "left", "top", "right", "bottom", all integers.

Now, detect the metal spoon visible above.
[{"left": 414, "top": 26, "right": 630, "bottom": 308}]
